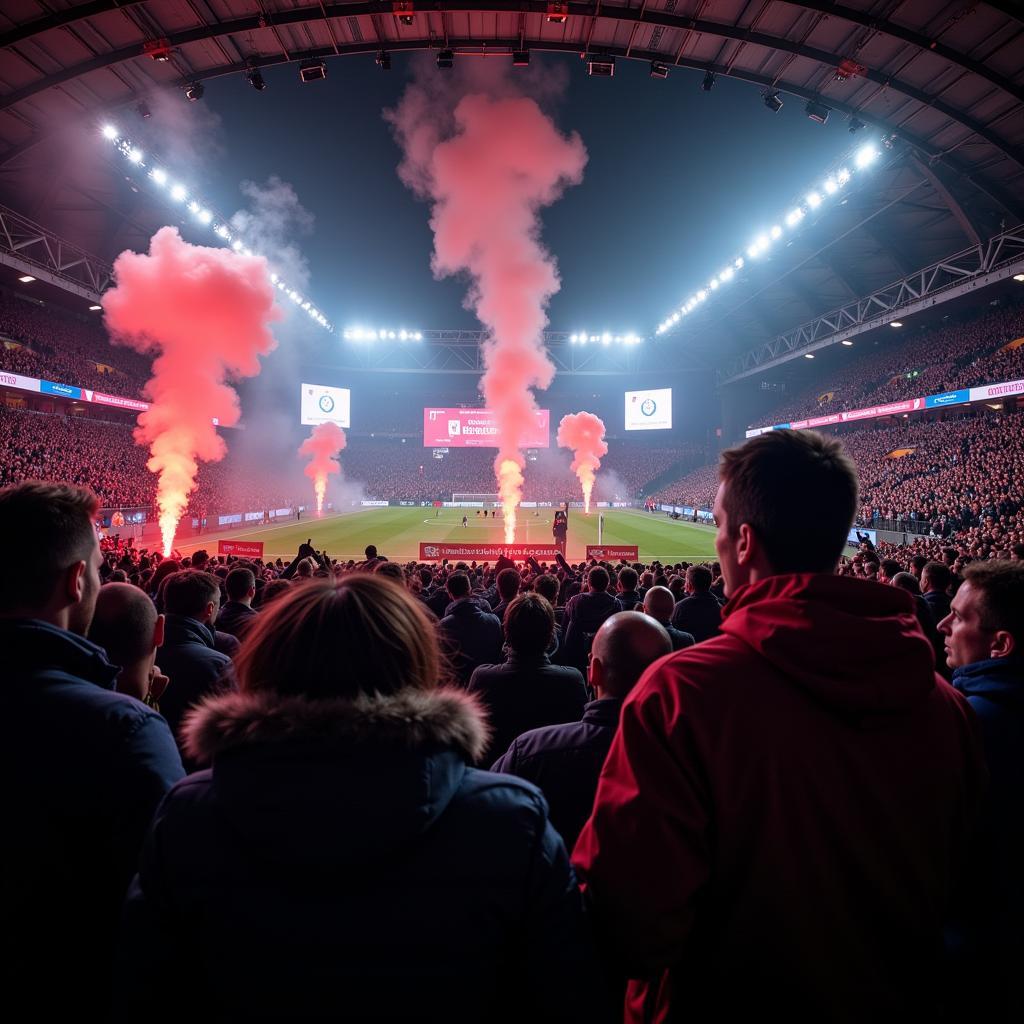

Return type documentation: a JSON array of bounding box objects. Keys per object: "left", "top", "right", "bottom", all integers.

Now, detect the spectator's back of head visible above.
[
  {"left": 374, "top": 561, "right": 405, "bottom": 584},
  {"left": 164, "top": 570, "right": 220, "bottom": 622},
  {"left": 259, "top": 579, "right": 291, "bottom": 608},
  {"left": 587, "top": 566, "right": 610, "bottom": 593},
  {"left": 225, "top": 575, "right": 440, "bottom": 706},
  {"left": 496, "top": 567, "right": 520, "bottom": 602},
  {"left": 225, "top": 567, "right": 256, "bottom": 603},
  {"left": 503, "top": 592, "right": 555, "bottom": 658},
  {"left": 0, "top": 482, "right": 101, "bottom": 634},
  {"left": 891, "top": 572, "right": 922, "bottom": 596},
  {"left": 716, "top": 430, "right": 858, "bottom": 588},
  {"left": 590, "top": 611, "right": 672, "bottom": 699},
  {"left": 446, "top": 572, "right": 470, "bottom": 600},
  {"left": 534, "top": 574, "right": 558, "bottom": 606},
  {"left": 618, "top": 567, "right": 638, "bottom": 593},
  {"left": 879, "top": 559, "right": 903, "bottom": 583},
  {"left": 192, "top": 550, "right": 209, "bottom": 570},
  {"left": 685, "top": 565, "right": 712, "bottom": 593},
  {"left": 642, "top": 586, "right": 675, "bottom": 624},
  {"left": 365, "top": 545, "right": 378, "bottom": 561},
  {"left": 89, "top": 583, "right": 162, "bottom": 700},
  {"left": 922, "top": 562, "right": 953, "bottom": 595}
]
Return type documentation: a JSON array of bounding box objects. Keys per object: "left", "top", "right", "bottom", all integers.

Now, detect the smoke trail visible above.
[
  {"left": 298, "top": 421, "right": 347, "bottom": 514},
  {"left": 557, "top": 412, "right": 608, "bottom": 513},
  {"left": 103, "top": 226, "right": 281, "bottom": 554},
  {"left": 387, "top": 63, "right": 586, "bottom": 541}
]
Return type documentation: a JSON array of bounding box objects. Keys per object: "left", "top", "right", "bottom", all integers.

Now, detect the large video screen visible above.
[
  {"left": 300, "top": 382, "right": 350, "bottom": 428},
  {"left": 423, "top": 408, "right": 550, "bottom": 448},
  {"left": 625, "top": 388, "right": 672, "bottom": 431}
]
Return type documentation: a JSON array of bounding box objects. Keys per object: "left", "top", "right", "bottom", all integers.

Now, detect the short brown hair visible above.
[
  {"left": 234, "top": 575, "right": 441, "bottom": 700},
  {"left": 225, "top": 567, "right": 256, "bottom": 601},
  {"left": 504, "top": 592, "right": 555, "bottom": 656},
  {"left": 163, "top": 570, "right": 220, "bottom": 619},
  {"left": 719, "top": 430, "right": 858, "bottom": 574},
  {"left": 0, "top": 482, "right": 98, "bottom": 611},
  {"left": 962, "top": 561, "right": 1024, "bottom": 645}
]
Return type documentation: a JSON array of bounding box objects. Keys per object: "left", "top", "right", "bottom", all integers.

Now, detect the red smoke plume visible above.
[
  {"left": 298, "top": 422, "right": 347, "bottom": 514},
  {"left": 388, "top": 70, "right": 586, "bottom": 541},
  {"left": 102, "top": 226, "right": 281, "bottom": 554},
  {"left": 557, "top": 412, "right": 608, "bottom": 513}
]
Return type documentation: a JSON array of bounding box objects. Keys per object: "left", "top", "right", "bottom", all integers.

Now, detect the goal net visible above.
[{"left": 452, "top": 493, "right": 501, "bottom": 505}]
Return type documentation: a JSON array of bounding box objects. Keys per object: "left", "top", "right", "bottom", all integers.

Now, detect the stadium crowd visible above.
[
  {"left": 751, "top": 299, "right": 1024, "bottom": 427},
  {"left": 4, "top": 426, "right": 1019, "bottom": 1021}
]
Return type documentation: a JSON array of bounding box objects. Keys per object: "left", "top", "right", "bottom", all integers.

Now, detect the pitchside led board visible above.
[
  {"left": 300, "top": 382, "right": 351, "bottom": 428},
  {"left": 625, "top": 388, "right": 673, "bottom": 431},
  {"left": 422, "top": 408, "right": 550, "bottom": 448}
]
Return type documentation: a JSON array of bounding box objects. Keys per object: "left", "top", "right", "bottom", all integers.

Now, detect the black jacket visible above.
[
  {"left": 439, "top": 598, "right": 503, "bottom": 687},
  {"left": 468, "top": 654, "right": 589, "bottom": 766},
  {"left": 1, "top": 618, "right": 183, "bottom": 1017},
  {"left": 562, "top": 590, "right": 620, "bottom": 673},
  {"left": 214, "top": 600, "right": 258, "bottom": 640},
  {"left": 117, "top": 686, "right": 598, "bottom": 1021},
  {"left": 492, "top": 697, "right": 622, "bottom": 851},
  {"left": 157, "top": 615, "right": 234, "bottom": 753},
  {"left": 671, "top": 591, "right": 723, "bottom": 643}
]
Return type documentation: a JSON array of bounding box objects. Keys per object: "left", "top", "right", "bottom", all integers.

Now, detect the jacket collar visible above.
[
  {"left": 1, "top": 617, "right": 120, "bottom": 689},
  {"left": 582, "top": 697, "right": 623, "bottom": 726},
  {"left": 182, "top": 685, "right": 490, "bottom": 765},
  {"left": 163, "top": 613, "right": 217, "bottom": 649},
  {"left": 953, "top": 656, "right": 1024, "bottom": 697}
]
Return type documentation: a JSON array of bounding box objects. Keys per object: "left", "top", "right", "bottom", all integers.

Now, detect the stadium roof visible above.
[{"left": 1, "top": 1, "right": 1022, "bottom": 373}]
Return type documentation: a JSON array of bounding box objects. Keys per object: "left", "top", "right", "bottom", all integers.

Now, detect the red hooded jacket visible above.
[{"left": 573, "top": 573, "right": 985, "bottom": 1023}]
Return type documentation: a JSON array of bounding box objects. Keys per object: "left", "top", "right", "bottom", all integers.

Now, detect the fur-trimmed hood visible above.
[{"left": 182, "top": 685, "right": 490, "bottom": 766}]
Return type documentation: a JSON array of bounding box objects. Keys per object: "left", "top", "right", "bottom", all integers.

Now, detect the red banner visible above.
[
  {"left": 218, "top": 540, "right": 265, "bottom": 558},
  {"left": 418, "top": 542, "right": 560, "bottom": 561},
  {"left": 422, "top": 407, "right": 550, "bottom": 448},
  {"left": 586, "top": 545, "right": 639, "bottom": 562}
]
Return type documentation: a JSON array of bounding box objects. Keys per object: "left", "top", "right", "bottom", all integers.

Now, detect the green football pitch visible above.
[{"left": 176, "top": 507, "right": 719, "bottom": 564}]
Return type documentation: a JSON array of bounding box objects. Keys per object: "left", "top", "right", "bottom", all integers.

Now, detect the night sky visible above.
[{"left": 186, "top": 52, "right": 857, "bottom": 340}]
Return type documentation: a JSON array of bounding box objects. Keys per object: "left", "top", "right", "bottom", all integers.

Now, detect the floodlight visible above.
[
  {"left": 170, "top": 184, "right": 186, "bottom": 201},
  {"left": 393, "top": 1, "right": 415, "bottom": 24},
  {"left": 701, "top": 71, "right": 716, "bottom": 92},
  {"left": 215, "top": 224, "right": 229, "bottom": 239},
  {"left": 697, "top": 289, "right": 707, "bottom": 302},
  {"left": 101, "top": 124, "right": 118, "bottom": 140},
  {"left": 836, "top": 167, "right": 851, "bottom": 186},
  {"left": 649, "top": 61, "right": 669, "bottom": 80},
  {"left": 756, "top": 233, "right": 771, "bottom": 250},
  {"left": 18, "top": 275, "right": 35, "bottom": 283},
  {"left": 546, "top": 2, "right": 568, "bottom": 23},
  {"left": 89, "top": 304, "right": 102, "bottom": 311},
  {"left": 376, "top": 50, "right": 391, "bottom": 70},
  {"left": 890, "top": 321, "right": 903, "bottom": 327},
  {"left": 586, "top": 55, "right": 615, "bottom": 77},
  {"left": 246, "top": 68, "right": 267, "bottom": 91},
  {"left": 128, "top": 148, "right": 143, "bottom": 164},
  {"left": 785, "top": 208, "right": 804, "bottom": 227},
  {"left": 136, "top": 102, "right": 151, "bottom": 119},
  {"left": 185, "top": 81, "right": 204, "bottom": 102},
  {"left": 436, "top": 49, "right": 454, "bottom": 70},
  {"left": 299, "top": 61, "right": 327, "bottom": 82},
  {"left": 770, "top": 224, "right": 782, "bottom": 239},
  {"left": 763, "top": 90, "right": 783, "bottom": 113},
  {"left": 590, "top": 335, "right": 598, "bottom": 342},
  {"left": 1014, "top": 273, "right": 1024, "bottom": 282},
  {"left": 848, "top": 117, "right": 866, "bottom": 134},
  {"left": 855, "top": 144, "right": 878, "bottom": 168},
  {"left": 198, "top": 209, "right": 212, "bottom": 225},
  {"left": 806, "top": 191, "right": 822, "bottom": 208},
  {"left": 151, "top": 168, "right": 167, "bottom": 185},
  {"left": 709, "top": 277, "right": 719, "bottom": 290},
  {"left": 841, "top": 340, "right": 854, "bottom": 346},
  {"left": 805, "top": 99, "right": 830, "bottom": 124},
  {"left": 720, "top": 266, "right": 734, "bottom": 281},
  {"left": 414, "top": 332, "right": 423, "bottom": 340},
  {"left": 232, "top": 240, "right": 242, "bottom": 251},
  {"left": 823, "top": 177, "right": 838, "bottom": 195},
  {"left": 804, "top": 352, "right": 815, "bottom": 359},
  {"left": 734, "top": 257, "right": 744, "bottom": 269},
  {"left": 513, "top": 50, "right": 530, "bottom": 67}
]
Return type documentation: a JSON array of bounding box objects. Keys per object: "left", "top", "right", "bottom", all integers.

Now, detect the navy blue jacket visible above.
[
  {"left": 157, "top": 615, "right": 234, "bottom": 755},
  {"left": 562, "top": 590, "right": 620, "bottom": 673},
  {"left": 1, "top": 618, "right": 183, "bottom": 1016},
  {"left": 214, "top": 600, "right": 257, "bottom": 640},
  {"left": 492, "top": 697, "right": 622, "bottom": 851},
  {"left": 615, "top": 591, "right": 643, "bottom": 612},
  {"left": 468, "top": 653, "right": 589, "bottom": 766},
  {"left": 950, "top": 656, "right": 1022, "bottom": 1014},
  {"left": 671, "top": 591, "right": 723, "bottom": 643},
  {"left": 439, "top": 597, "right": 503, "bottom": 686},
  {"left": 117, "top": 686, "right": 597, "bottom": 1021}
]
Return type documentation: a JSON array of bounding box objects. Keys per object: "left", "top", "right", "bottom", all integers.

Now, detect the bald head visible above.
[
  {"left": 590, "top": 611, "right": 672, "bottom": 700},
  {"left": 642, "top": 585, "right": 675, "bottom": 624},
  {"left": 88, "top": 583, "right": 163, "bottom": 700}
]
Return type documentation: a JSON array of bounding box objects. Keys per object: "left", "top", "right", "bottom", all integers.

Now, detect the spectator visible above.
[
  {"left": 671, "top": 564, "right": 722, "bottom": 643},
  {"left": 490, "top": 566, "right": 521, "bottom": 620},
  {"left": 215, "top": 567, "right": 259, "bottom": 640},
  {"left": 118, "top": 576, "right": 596, "bottom": 1019},
  {"left": 89, "top": 582, "right": 168, "bottom": 707},
  {"left": 438, "top": 572, "right": 502, "bottom": 686},
  {"left": 922, "top": 561, "right": 955, "bottom": 676},
  {"left": 890, "top": 570, "right": 939, "bottom": 641},
  {"left": 0, "top": 482, "right": 183, "bottom": 1017},
  {"left": 493, "top": 610, "right": 671, "bottom": 850},
  {"left": 642, "top": 585, "right": 695, "bottom": 651},
  {"left": 562, "top": 565, "right": 619, "bottom": 674},
  {"left": 614, "top": 567, "right": 642, "bottom": 612},
  {"left": 938, "top": 561, "right": 1023, "bottom": 1016},
  {"left": 157, "top": 570, "right": 234, "bottom": 754},
  {"left": 468, "top": 593, "right": 588, "bottom": 766},
  {"left": 574, "top": 429, "right": 985, "bottom": 1022}
]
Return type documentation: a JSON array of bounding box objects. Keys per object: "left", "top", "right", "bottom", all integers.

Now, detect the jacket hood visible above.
[
  {"left": 953, "top": 656, "right": 1024, "bottom": 705},
  {"left": 443, "top": 596, "right": 495, "bottom": 619},
  {"left": 721, "top": 574, "right": 937, "bottom": 716},
  {"left": 1, "top": 617, "right": 119, "bottom": 689},
  {"left": 178, "top": 686, "right": 491, "bottom": 864}
]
